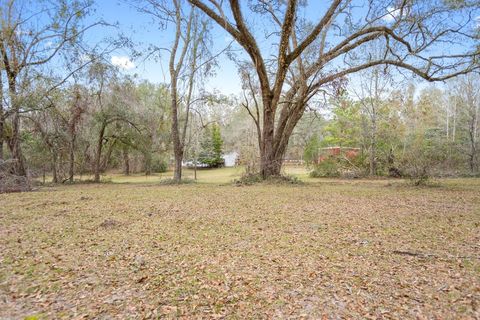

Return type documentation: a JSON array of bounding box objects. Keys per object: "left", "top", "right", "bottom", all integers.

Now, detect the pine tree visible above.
[
  {"left": 304, "top": 134, "right": 320, "bottom": 166},
  {"left": 198, "top": 124, "right": 224, "bottom": 167},
  {"left": 211, "top": 125, "right": 224, "bottom": 167}
]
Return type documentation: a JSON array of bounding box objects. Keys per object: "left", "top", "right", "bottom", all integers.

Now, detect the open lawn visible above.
[
  {"left": 44, "top": 166, "right": 305, "bottom": 185},
  {"left": 1, "top": 174, "right": 479, "bottom": 319}
]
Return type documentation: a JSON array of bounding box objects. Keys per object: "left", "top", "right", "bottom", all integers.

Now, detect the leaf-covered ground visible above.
[{"left": 1, "top": 178, "right": 479, "bottom": 319}]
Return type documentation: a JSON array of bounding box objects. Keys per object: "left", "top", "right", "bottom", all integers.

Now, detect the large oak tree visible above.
[{"left": 189, "top": 0, "right": 480, "bottom": 178}]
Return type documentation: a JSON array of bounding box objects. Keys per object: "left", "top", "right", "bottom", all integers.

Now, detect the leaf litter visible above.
[{"left": 0, "top": 179, "right": 479, "bottom": 318}]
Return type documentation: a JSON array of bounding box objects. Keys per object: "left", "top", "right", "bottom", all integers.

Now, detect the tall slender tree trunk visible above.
[
  {"left": 51, "top": 151, "right": 58, "bottom": 183},
  {"left": 452, "top": 102, "right": 457, "bottom": 142},
  {"left": 101, "top": 139, "right": 116, "bottom": 172},
  {"left": 0, "top": 72, "right": 4, "bottom": 161},
  {"left": 143, "top": 151, "right": 152, "bottom": 176},
  {"left": 469, "top": 121, "right": 478, "bottom": 173},
  {"left": 11, "top": 109, "right": 26, "bottom": 176},
  {"left": 94, "top": 122, "right": 106, "bottom": 183},
  {"left": 369, "top": 141, "right": 376, "bottom": 176},
  {"left": 170, "top": 86, "right": 183, "bottom": 181},
  {"left": 169, "top": 62, "right": 184, "bottom": 181},
  {"left": 68, "top": 135, "right": 75, "bottom": 183},
  {"left": 123, "top": 147, "right": 130, "bottom": 175},
  {"left": 369, "top": 145, "right": 376, "bottom": 175},
  {"left": 369, "top": 121, "right": 377, "bottom": 176},
  {"left": 0, "top": 115, "right": 4, "bottom": 161},
  {"left": 167, "top": 3, "right": 196, "bottom": 182},
  {"left": 8, "top": 77, "right": 27, "bottom": 176}
]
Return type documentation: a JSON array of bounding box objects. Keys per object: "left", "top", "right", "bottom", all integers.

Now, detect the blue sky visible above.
[
  {"left": 85, "top": 1, "right": 480, "bottom": 96},
  {"left": 89, "top": 0, "right": 242, "bottom": 94},
  {"left": 88, "top": 1, "right": 341, "bottom": 95}
]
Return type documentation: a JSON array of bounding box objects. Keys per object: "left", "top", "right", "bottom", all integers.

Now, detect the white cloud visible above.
[
  {"left": 383, "top": 6, "right": 400, "bottom": 23},
  {"left": 476, "top": 15, "right": 480, "bottom": 27},
  {"left": 111, "top": 55, "right": 135, "bottom": 70},
  {"left": 80, "top": 53, "right": 91, "bottom": 63}
]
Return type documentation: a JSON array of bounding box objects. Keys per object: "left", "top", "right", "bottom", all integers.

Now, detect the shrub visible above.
[
  {"left": 150, "top": 156, "right": 168, "bottom": 173},
  {"left": 234, "top": 173, "right": 263, "bottom": 185},
  {"left": 234, "top": 173, "right": 302, "bottom": 186},
  {"left": 310, "top": 159, "right": 340, "bottom": 178},
  {"left": 159, "top": 178, "right": 196, "bottom": 185},
  {"left": 398, "top": 130, "right": 448, "bottom": 185}
]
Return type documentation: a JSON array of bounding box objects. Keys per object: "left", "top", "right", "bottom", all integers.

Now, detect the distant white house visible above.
[{"left": 222, "top": 151, "right": 238, "bottom": 167}]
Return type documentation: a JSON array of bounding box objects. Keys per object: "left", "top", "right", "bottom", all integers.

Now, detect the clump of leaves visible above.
[
  {"left": 159, "top": 178, "right": 196, "bottom": 185},
  {"left": 234, "top": 173, "right": 263, "bottom": 185},
  {"left": 404, "top": 175, "right": 442, "bottom": 188},
  {"left": 99, "top": 219, "right": 122, "bottom": 228},
  {"left": 234, "top": 173, "right": 302, "bottom": 186},
  {"left": 2, "top": 178, "right": 480, "bottom": 318},
  {"left": 0, "top": 160, "right": 32, "bottom": 193},
  {"left": 408, "top": 171, "right": 430, "bottom": 186},
  {"left": 267, "top": 174, "right": 303, "bottom": 185},
  {"left": 77, "top": 177, "right": 113, "bottom": 184}
]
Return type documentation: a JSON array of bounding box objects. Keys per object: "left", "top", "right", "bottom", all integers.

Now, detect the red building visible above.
[{"left": 317, "top": 147, "right": 360, "bottom": 163}]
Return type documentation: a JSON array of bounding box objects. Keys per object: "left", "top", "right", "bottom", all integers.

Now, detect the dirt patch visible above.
[{"left": 99, "top": 219, "right": 122, "bottom": 228}]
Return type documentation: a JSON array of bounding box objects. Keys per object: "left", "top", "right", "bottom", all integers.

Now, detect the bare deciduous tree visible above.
[
  {"left": 451, "top": 74, "right": 480, "bottom": 173},
  {"left": 136, "top": 0, "right": 213, "bottom": 181}
]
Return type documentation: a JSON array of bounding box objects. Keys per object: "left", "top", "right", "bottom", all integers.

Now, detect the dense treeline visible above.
[
  {"left": 1, "top": 63, "right": 479, "bottom": 185},
  {"left": 302, "top": 74, "right": 480, "bottom": 180},
  {"left": 1, "top": 0, "right": 479, "bottom": 189},
  {"left": 22, "top": 70, "right": 172, "bottom": 183}
]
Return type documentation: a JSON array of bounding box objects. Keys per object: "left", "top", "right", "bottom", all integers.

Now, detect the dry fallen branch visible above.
[{"left": 393, "top": 250, "right": 480, "bottom": 260}]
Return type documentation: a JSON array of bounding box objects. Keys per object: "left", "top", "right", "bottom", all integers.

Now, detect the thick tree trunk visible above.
[
  {"left": 259, "top": 125, "right": 291, "bottom": 178},
  {"left": 260, "top": 149, "right": 283, "bottom": 178},
  {"left": 259, "top": 99, "right": 306, "bottom": 179},
  {"left": 174, "top": 152, "right": 183, "bottom": 181},
  {"left": 259, "top": 97, "right": 282, "bottom": 178}
]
